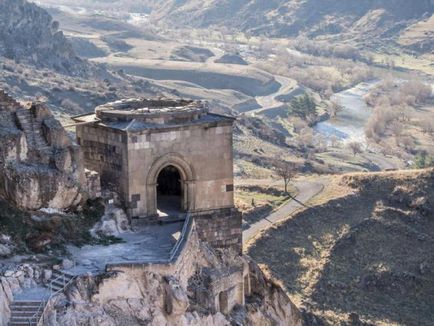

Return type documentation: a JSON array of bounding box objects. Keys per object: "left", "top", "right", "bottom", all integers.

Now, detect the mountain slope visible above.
[
  {"left": 248, "top": 169, "right": 434, "bottom": 325},
  {"left": 0, "top": 0, "right": 88, "bottom": 76},
  {"left": 147, "top": 0, "right": 434, "bottom": 46}
]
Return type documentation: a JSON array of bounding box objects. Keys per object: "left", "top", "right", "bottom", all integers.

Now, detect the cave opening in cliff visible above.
[{"left": 157, "top": 165, "right": 183, "bottom": 215}]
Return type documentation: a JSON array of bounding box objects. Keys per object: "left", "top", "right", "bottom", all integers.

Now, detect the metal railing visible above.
[
  {"left": 169, "top": 212, "right": 193, "bottom": 263},
  {"left": 27, "top": 300, "right": 46, "bottom": 326},
  {"left": 35, "top": 272, "right": 77, "bottom": 326}
]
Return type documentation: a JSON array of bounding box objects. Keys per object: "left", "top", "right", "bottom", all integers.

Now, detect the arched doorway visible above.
[
  {"left": 146, "top": 153, "right": 195, "bottom": 217},
  {"left": 156, "top": 165, "right": 183, "bottom": 215}
]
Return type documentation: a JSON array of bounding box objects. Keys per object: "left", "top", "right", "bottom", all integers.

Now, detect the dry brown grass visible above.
[{"left": 248, "top": 169, "right": 434, "bottom": 325}]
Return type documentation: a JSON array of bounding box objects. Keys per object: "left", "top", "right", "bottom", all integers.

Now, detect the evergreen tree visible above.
[{"left": 289, "top": 94, "right": 316, "bottom": 119}]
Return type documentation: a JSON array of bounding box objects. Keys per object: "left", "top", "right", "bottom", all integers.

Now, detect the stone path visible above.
[
  {"left": 68, "top": 222, "right": 183, "bottom": 271},
  {"left": 243, "top": 180, "right": 324, "bottom": 245}
]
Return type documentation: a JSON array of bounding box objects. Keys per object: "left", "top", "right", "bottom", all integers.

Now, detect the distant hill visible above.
[
  {"left": 146, "top": 0, "right": 434, "bottom": 49},
  {"left": 0, "top": 0, "right": 89, "bottom": 76}
]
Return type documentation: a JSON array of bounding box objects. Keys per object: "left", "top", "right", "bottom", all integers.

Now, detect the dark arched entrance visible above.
[{"left": 156, "top": 165, "right": 183, "bottom": 215}]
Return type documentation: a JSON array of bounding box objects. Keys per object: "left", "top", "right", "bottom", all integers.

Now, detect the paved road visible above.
[{"left": 243, "top": 180, "right": 324, "bottom": 245}]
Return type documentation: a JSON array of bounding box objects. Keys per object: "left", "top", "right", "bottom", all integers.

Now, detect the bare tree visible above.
[
  {"left": 330, "top": 135, "right": 341, "bottom": 148},
  {"left": 273, "top": 160, "right": 297, "bottom": 194},
  {"left": 348, "top": 141, "right": 363, "bottom": 156},
  {"left": 299, "top": 127, "right": 314, "bottom": 149},
  {"left": 327, "top": 99, "right": 343, "bottom": 118}
]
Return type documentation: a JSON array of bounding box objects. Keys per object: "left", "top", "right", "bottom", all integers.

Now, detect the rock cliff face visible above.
[
  {"left": 0, "top": 90, "right": 85, "bottom": 211},
  {"left": 41, "top": 226, "right": 302, "bottom": 326},
  {"left": 0, "top": 0, "right": 88, "bottom": 76}
]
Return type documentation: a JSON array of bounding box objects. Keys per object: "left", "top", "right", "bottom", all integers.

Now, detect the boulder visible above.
[
  {"left": 164, "top": 276, "right": 189, "bottom": 316},
  {"left": 0, "top": 244, "right": 12, "bottom": 257},
  {"left": 62, "top": 259, "right": 74, "bottom": 270},
  {"left": 0, "top": 277, "right": 13, "bottom": 302},
  {"left": 0, "top": 281, "right": 11, "bottom": 326},
  {"left": 92, "top": 206, "right": 130, "bottom": 237},
  {"left": 44, "top": 269, "right": 53, "bottom": 282}
]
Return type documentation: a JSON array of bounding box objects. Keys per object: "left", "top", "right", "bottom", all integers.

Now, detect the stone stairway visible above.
[
  {"left": 8, "top": 270, "right": 76, "bottom": 326},
  {"left": 48, "top": 269, "right": 75, "bottom": 293},
  {"left": 9, "top": 301, "right": 44, "bottom": 326},
  {"left": 15, "top": 107, "right": 51, "bottom": 154}
]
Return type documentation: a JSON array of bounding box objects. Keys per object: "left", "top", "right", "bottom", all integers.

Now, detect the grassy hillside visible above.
[
  {"left": 144, "top": 0, "right": 434, "bottom": 49},
  {"left": 248, "top": 169, "right": 434, "bottom": 325}
]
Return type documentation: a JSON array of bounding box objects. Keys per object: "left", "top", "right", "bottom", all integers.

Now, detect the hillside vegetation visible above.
[
  {"left": 145, "top": 0, "right": 434, "bottom": 50},
  {"left": 248, "top": 169, "right": 434, "bottom": 325}
]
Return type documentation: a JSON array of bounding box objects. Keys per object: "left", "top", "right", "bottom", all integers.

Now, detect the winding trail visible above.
[
  {"left": 247, "top": 75, "right": 298, "bottom": 116},
  {"left": 243, "top": 180, "right": 324, "bottom": 246}
]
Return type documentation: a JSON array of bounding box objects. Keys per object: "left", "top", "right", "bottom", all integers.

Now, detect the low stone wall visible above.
[{"left": 193, "top": 208, "right": 242, "bottom": 253}]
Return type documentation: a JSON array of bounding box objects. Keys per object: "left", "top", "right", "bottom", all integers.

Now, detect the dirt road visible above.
[{"left": 243, "top": 180, "right": 324, "bottom": 246}]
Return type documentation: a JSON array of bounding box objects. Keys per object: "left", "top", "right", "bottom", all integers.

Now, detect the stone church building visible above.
[{"left": 73, "top": 98, "right": 242, "bottom": 251}]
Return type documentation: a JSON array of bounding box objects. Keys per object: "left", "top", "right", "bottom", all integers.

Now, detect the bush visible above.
[
  {"left": 414, "top": 152, "right": 434, "bottom": 169},
  {"left": 289, "top": 94, "right": 316, "bottom": 119}
]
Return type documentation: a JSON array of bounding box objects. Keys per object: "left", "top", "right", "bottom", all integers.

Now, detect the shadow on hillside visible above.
[
  {"left": 242, "top": 204, "right": 274, "bottom": 230},
  {"left": 248, "top": 174, "right": 434, "bottom": 325},
  {"left": 248, "top": 192, "right": 378, "bottom": 295},
  {"left": 311, "top": 211, "right": 434, "bottom": 326}
]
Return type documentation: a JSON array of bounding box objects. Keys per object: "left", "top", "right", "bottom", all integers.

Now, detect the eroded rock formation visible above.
[
  {"left": 0, "top": 0, "right": 88, "bottom": 76},
  {"left": 0, "top": 90, "right": 85, "bottom": 211},
  {"left": 41, "top": 224, "right": 302, "bottom": 326}
]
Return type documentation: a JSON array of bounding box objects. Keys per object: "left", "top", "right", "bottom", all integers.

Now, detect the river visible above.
[{"left": 314, "top": 81, "right": 378, "bottom": 145}]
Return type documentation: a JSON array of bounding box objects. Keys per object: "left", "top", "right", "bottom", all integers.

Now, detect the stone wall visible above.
[
  {"left": 77, "top": 119, "right": 235, "bottom": 218},
  {"left": 75, "top": 125, "right": 128, "bottom": 199},
  {"left": 126, "top": 123, "right": 235, "bottom": 217},
  {"left": 193, "top": 208, "right": 242, "bottom": 253}
]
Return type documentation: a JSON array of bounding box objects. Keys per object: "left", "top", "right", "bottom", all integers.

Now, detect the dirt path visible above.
[
  {"left": 243, "top": 180, "right": 324, "bottom": 246},
  {"left": 362, "top": 152, "right": 403, "bottom": 171},
  {"left": 247, "top": 75, "right": 298, "bottom": 116}
]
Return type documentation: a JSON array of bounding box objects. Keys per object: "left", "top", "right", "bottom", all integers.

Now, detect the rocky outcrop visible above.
[
  {"left": 0, "top": 0, "right": 89, "bottom": 76},
  {"left": 41, "top": 226, "right": 301, "bottom": 325},
  {"left": 0, "top": 263, "right": 45, "bottom": 325},
  {"left": 243, "top": 259, "right": 302, "bottom": 325},
  {"left": 0, "top": 90, "right": 85, "bottom": 211},
  {"left": 91, "top": 203, "right": 130, "bottom": 237},
  {"left": 215, "top": 54, "right": 248, "bottom": 65}
]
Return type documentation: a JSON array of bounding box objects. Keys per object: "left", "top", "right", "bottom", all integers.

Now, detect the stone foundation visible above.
[{"left": 193, "top": 208, "right": 242, "bottom": 253}]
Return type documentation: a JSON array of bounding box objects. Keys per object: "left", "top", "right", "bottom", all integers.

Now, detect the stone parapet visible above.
[{"left": 192, "top": 207, "right": 242, "bottom": 253}]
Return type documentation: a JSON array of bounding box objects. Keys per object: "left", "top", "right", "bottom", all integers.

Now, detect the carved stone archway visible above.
[{"left": 146, "top": 153, "right": 196, "bottom": 216}]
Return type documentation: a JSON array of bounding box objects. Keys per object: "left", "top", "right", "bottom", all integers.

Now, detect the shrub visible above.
[{"left": 289, "top": 94, "right": 316, "bottom": 119}]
